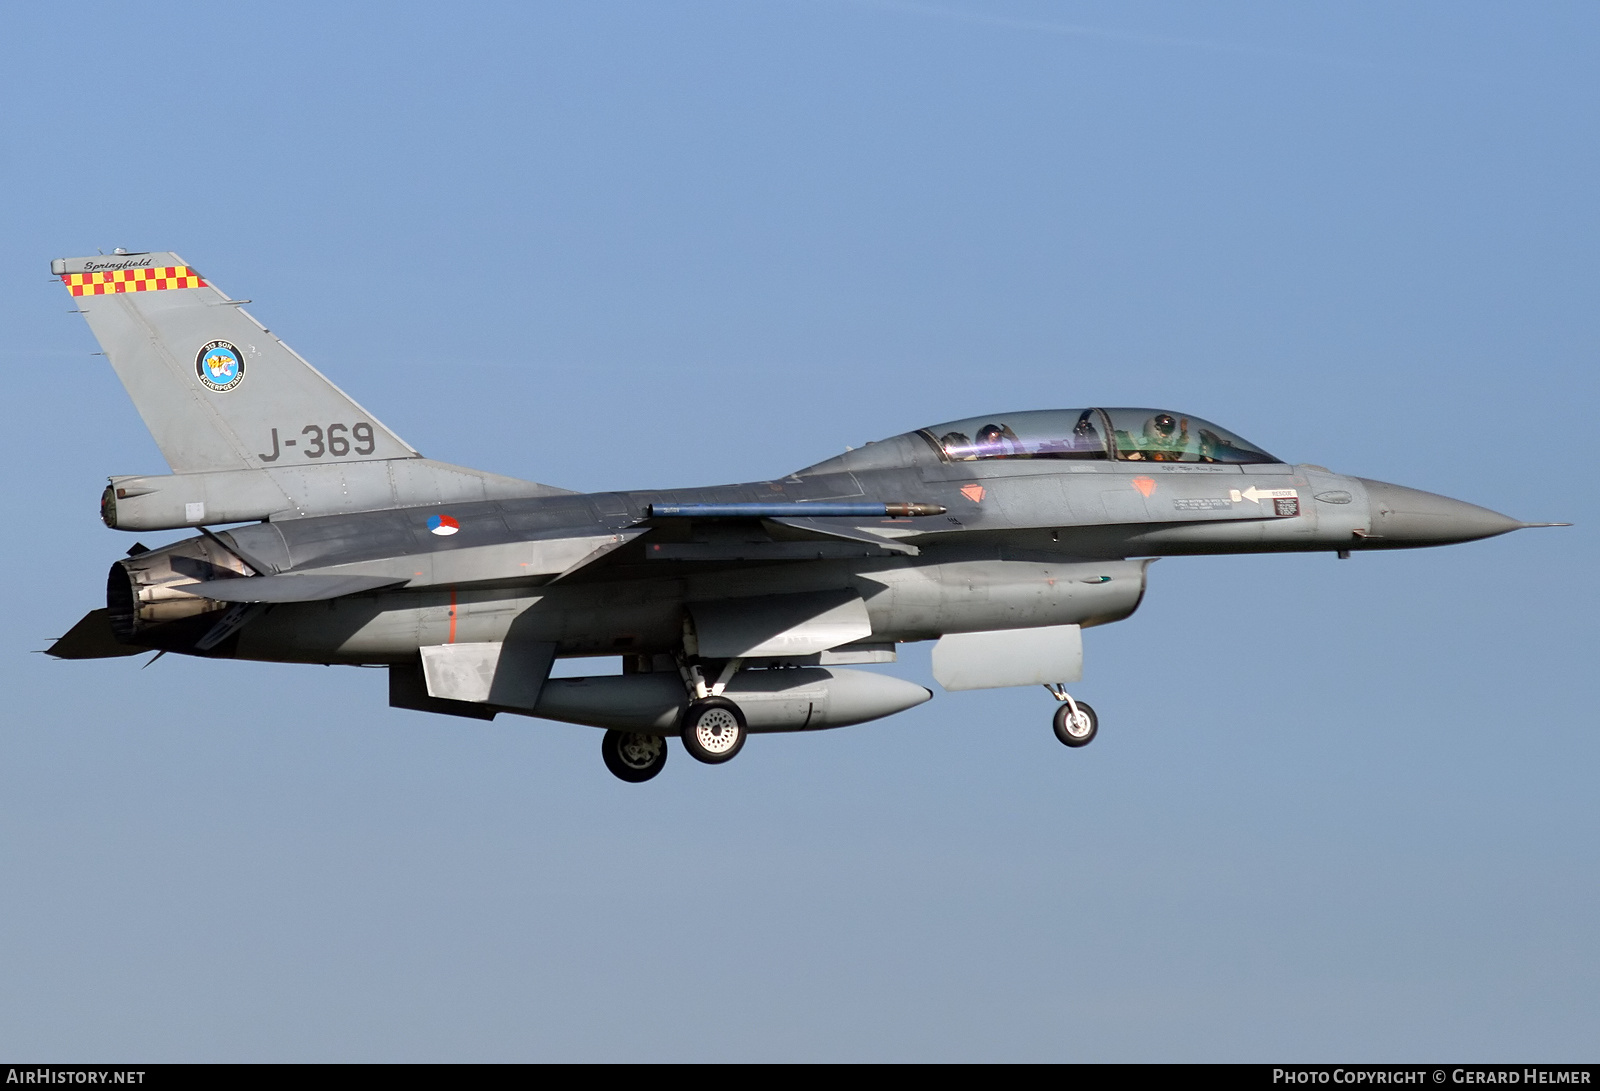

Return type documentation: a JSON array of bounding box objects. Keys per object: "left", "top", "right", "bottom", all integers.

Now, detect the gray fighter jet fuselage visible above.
[{"left": 47, "top": 252, "right": 1557, "bottom": 781}]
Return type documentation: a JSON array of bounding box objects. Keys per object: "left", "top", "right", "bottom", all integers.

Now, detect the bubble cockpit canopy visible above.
[{"left": 919, "top": 408, "right": 1280, "bottom": 465}]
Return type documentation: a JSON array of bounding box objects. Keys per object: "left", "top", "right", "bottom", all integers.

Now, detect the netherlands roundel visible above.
[
  {"left": 428, "top": 514, "right": 460, "bottom": 536},
  {"left": 195, "top": 340, "right": 245, "bottom": 392}
]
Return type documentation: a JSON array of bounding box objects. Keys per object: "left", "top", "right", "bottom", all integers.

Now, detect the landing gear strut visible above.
[
  {"left": 1045, "top": 684, "right": 1098, "bottom": 748},
  {"left": 601, "top": 730, "right": 669, "bottom": 782}
]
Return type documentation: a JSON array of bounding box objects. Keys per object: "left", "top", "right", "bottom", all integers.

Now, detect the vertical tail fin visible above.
[{"left": 56, "top": 252, "right": 417, "bottom": 473}]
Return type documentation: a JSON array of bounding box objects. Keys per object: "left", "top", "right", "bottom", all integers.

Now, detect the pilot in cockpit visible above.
[
  {"left": 939, "top": 431, "right": 974, "bottom": 459},
  {"left": 1120, "top": 413, "right": 1190, "bottom": 461},
  {"left": 974, "top": 422, "right": 1022, "bottom": 458}
]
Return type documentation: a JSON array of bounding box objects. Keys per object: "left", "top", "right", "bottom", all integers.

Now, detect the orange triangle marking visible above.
[
  {"left": 1131, "top": 476, "right": 1156, "bottom": 497},
  {"left": 960, "top": 483, "right": 985, "bottom": 503}
]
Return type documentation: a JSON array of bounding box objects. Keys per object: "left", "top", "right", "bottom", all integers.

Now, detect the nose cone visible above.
[{"left": 1358, "top": 478, "right": 1523, "bottom": 547}]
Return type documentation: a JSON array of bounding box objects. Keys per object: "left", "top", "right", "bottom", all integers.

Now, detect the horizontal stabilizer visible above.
[
  {"left": 187, "top": 573, "right": 408, "bottom": 602},
  {"left": 46, "top": 609, "right": 150, "bottom": 659}
]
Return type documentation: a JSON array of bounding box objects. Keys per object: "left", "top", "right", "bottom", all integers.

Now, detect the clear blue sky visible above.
[{"left": 1, "top": 0, "right": 1595, "bottom": 1061}]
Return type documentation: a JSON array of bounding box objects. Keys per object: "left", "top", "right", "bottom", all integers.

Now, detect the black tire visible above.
[
  {"left": 601, "top": 729, "right": 669, "bottom": 782},
  {"left": 1052, "top": 700, "right": 1098, "bottom": 748},
  {"left": 680, "top": 697, "right": 747, "bottom": 765}
]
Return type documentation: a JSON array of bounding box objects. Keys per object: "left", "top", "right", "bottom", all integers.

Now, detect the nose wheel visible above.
[
  {"left": 680, "top": 696, "right": 748, "bottom": 764},
  {"left": 1045, "top": 685, "right": 1098, "bottom": 748},
  {"left": 602, "top": 730, "right": 669, "bottom": 782}
]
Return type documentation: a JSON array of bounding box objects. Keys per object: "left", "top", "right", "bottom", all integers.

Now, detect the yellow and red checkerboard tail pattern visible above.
[{"left": 62, "top": 266, "right": 207, "bottom": 296}]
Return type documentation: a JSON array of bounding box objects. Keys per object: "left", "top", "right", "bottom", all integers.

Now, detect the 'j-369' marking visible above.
[{"left": 258, "top": 423, "right": 376, "bottom": 462}]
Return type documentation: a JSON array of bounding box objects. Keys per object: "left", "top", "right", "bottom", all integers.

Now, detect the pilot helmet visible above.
[{"left": 1144, "top": 413, "right": 1181, "bottom": 445}]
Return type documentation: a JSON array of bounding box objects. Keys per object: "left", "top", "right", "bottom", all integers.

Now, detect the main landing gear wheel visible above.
[
  {"left": 1052, "top": 700, "right": 1098, "bottom": 748},
  {"left": 680, "top": 697, "right": 747, "bottom": 765},
  {"left": 602, "top": 730, "right": 669, "bottom": 782}
]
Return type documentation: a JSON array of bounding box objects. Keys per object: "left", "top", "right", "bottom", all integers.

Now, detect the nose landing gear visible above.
[{"left": 1045, "top": 684, "right": 1098, "bottom": 748}]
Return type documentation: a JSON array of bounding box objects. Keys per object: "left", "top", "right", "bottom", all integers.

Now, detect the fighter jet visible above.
[{"left": 45, "top": 252, "right": 1563, "bottom": 782}]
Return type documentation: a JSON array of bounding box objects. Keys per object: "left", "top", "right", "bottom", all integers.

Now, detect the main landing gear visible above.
[
  {"left": 601, "top": 652, "right": 751, "bottom": 782},
  {"left": 602, "top": 730, "right": 669, "bottom": 782},
  {"left": 672, "top": 653, "right": 749, "bottom": 766},
  {"left": 1044, "top": 684, "right": 1098, "bottom": 748},
  {"left": 679, "top": 696, "right": 748, "bottom": 764}
]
